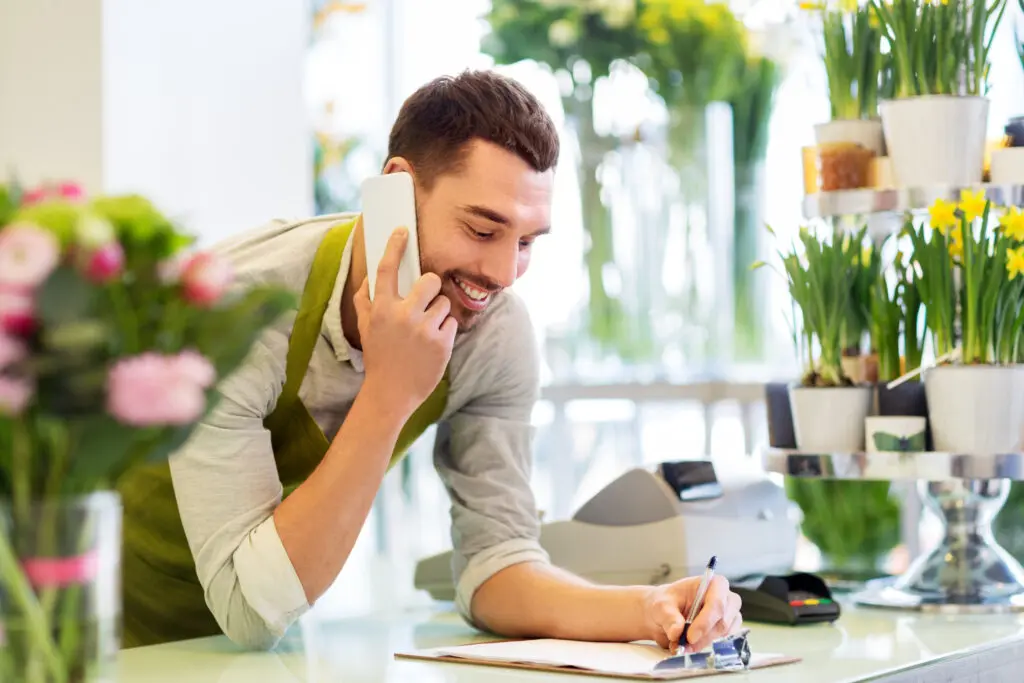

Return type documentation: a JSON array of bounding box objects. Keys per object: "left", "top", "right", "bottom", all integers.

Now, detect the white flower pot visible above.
[
  {"left": 814, "top": 119, "right": 885, "bottom": 157},
  {"left": 990, "top": 147, "right": 1024, "bottom": 185},
  {"left": 924, "top": 365, "right": 1024, "bottom": 454},
  {"left": 788, "top": 385, "right": 873, "bottom": 452},
  {"left": 879, "top": 95, "right": 989, "bottom": 187}
]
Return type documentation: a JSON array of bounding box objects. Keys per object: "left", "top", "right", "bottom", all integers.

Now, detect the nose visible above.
[{"left": 481, "top": 242, "right": 519, "bottom": 289}]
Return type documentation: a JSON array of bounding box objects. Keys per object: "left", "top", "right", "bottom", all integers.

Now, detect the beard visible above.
[{"left": 422, "top": 262, "right": 502, "bottom": 334}]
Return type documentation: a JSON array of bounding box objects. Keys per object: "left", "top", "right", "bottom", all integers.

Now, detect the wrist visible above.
[{"left": 356, "top": 378, "right": 416, "bottom": 428}]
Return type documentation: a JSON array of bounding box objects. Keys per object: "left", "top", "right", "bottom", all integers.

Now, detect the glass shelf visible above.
[{"left": 802, "top": 184, "right": 1024, "bottom": 219}]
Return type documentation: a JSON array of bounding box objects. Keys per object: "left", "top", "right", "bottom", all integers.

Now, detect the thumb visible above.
[
  {"left": 354, "top": 277, "right": 371, "bottom": 328},
  {"left": 665, "top": 616, "right": 685, "bottom": 654}
]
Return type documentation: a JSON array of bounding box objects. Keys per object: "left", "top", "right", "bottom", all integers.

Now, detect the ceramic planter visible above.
[
  {"left": 990, "top": 147, "right": 1024, "bottom": 184},
  {"left": 765, "top": 382, "right": 797, "bottom": 449},
  {"left": 879, "top": 95, "right": 989, "bottom": 187},
  {"left": 789, "top": 385, "right": 874, "bottom": 452},
  {"left": 814, "top": 119, "right": 885, "bottom": 156},
  {"left": 924, "top": 365, "right": 1024, "bottom": 454}
]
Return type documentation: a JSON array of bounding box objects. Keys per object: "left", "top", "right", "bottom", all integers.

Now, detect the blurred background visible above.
[{"left": 3, "top": 0, "right": 1024, "bottom": 622}]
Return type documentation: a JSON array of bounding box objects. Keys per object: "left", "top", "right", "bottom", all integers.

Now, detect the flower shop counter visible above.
[{"left": 118, "top": 601, "right": 1024, "bottom": 683}]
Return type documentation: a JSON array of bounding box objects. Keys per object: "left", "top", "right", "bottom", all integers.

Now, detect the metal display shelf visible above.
[
  {"left": 802, "top": 184, "right": 1024, "bottom": 219},
  {"left": 763, "top": 447, "right": 1024, "bottom": 614}
]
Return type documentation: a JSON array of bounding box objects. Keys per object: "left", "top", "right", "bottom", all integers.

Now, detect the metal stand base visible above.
[{"left": 854, "top": 480, "right": 1024, "bottom": 613}]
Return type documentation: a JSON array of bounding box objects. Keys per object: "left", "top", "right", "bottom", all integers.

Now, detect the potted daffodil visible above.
[
  {"left": 908, "top": 191, "right": 1024, "bottom": 453},
  {"left": 871, "top": 0, "right": 1009, "bottom": 187},
  {"left": 804, "top": 0, "right": 889, "bottom": 190},
  {"left": 758, "top": 224, "right": 874, "bottom": 451}
]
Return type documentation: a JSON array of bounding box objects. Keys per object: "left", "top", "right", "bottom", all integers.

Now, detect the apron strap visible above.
[{"left": 278, "top": 220, "right": 354, "bottom": 408}]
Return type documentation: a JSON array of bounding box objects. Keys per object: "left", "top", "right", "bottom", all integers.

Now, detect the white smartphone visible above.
[{"left": 360, "top": 171, "right": 421, "bottom": 300}]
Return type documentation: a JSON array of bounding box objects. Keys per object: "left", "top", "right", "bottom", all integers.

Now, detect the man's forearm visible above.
[
  {"left": 471, "top": 562, "right": 652, "bottom": 642},
  {"left": 273, "top": 384, "right": 408, "bottom": 604}
]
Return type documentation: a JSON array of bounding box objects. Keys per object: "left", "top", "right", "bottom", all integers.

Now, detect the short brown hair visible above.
[{"left": 387, "top": 70, "right": 559, "bottom": 189}]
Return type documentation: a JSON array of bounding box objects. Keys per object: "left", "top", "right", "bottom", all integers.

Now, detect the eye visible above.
[
  {"left": 464, "top": 222, "right": 493, "bottom": 240},
  {"left": 519, "top": 238, "right": 534, "bottom": 250}
]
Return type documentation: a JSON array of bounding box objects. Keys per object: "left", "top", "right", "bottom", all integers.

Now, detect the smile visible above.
[{"left": 452, "top": 276, "right": 493, "bottom": 311}]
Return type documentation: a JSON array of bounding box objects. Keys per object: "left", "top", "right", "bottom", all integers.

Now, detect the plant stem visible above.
[{"left": 0, "top": 529, "right": 66, "bottom": 683}]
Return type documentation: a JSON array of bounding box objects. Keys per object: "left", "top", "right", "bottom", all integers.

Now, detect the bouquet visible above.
[
  {"left": 636, "top": 0, "right": 749, "bottom": 109},
  {"left": 0, "top": 180, "right": 293, "bottom": 682},
  {"left": 481, "top": 0, "right": 640, "bottom": 81}
]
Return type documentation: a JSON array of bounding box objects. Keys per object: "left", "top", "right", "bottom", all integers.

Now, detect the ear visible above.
[{"left": 383, "top": 157, "right": 414, "bottom": 176}]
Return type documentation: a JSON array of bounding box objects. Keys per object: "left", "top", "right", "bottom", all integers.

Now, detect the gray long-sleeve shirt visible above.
[{"left": 168, "top": 213, "right": 549, "bottom": 649}]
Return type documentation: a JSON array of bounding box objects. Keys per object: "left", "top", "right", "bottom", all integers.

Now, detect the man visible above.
[{"left": 117, "top": 70, "right": 741, "bottom": 653}]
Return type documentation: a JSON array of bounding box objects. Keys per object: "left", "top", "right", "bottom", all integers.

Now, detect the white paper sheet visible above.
[{"left": 427, "top": 639, "right": 787, "bottom": 679}]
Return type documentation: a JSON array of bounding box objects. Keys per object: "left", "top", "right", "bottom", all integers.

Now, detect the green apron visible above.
[{"left": 116, "top": 218, "right": 448, "bottom": 647}]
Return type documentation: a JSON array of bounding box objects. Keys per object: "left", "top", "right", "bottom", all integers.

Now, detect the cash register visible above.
[{"left": 414, "top": 460, "right": 801, "bottom": 598}]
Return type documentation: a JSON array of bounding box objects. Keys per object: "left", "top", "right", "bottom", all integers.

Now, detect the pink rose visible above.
[
  {"left": 157, "top": 253, "right": 187, "bottom": 285},
  {"left": 106, "top": 351, "right": 216, "bottom": 426},
  {"left": 0, "top": 333, "right": 27, "bottom": 370},
  {"left": 0, "top": 223, "right": 61, "bottom": 289},
  {"left": 57, "top": 182, "right": 85, "bottom": 201},
  {"left": 181, "top": 253, "right": 232, "bottom": 306},
  {"left": 85, "top": 243, "right": 124, "bottom": 283},
  {"left": 21, "top": 182, "right": 85, "bottom": 205},
  {"left": 0, "top": 376, "right": 32, "bottom": 416},
  {"left": 0, "top": 289, "right": 35, "bottom": 337},
  {"left": 21, "top": 188, "right": 49, "bottom": 206}
]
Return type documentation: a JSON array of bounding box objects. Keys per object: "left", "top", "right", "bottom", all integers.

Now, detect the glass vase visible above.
[
  {"left": 662, "top": 103, "right": 736, "bottom": 371},
  {"left": 0, "top": 492, "right": 122, "bottom": 683}
]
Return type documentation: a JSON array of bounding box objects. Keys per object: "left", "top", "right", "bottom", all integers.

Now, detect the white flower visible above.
[
  {"left": 0, "top": 223, "right": 60, "bottom": 289},
  {"left": 549, "top": 19, "right": 578, "bottom": 47}
]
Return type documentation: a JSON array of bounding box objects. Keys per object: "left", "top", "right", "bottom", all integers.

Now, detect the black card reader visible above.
[{"left": 733, "top": 572, "right": 841, "bottom": 625}]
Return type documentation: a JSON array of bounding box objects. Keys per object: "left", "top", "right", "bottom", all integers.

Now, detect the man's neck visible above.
[{"left": 340, "top": 214, "right": 366, "bottom": 351}]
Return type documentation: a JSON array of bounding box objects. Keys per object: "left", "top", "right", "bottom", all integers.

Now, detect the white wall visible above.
[
  {"left": 0, "top": 0, "right": 313, "bottom": 245},
  {"left": 0, "top": 0, "right": 105, "bottom": 193}
]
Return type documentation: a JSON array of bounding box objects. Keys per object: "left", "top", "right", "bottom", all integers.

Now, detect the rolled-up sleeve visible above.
[
  {"left": 432, "top": 295, "right": 550, "bottom": 626},
  {"left": 168, "top": 331, "right": 310, "bottom": 649}
]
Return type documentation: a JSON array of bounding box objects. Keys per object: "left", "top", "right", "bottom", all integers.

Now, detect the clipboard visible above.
[{"left": 395, "top": 633, "right": 801, "bottom": 680}]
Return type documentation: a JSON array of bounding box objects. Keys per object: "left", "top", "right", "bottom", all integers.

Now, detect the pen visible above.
[{"left": 678, "top": 555, "right": 717, "bottom": 654}]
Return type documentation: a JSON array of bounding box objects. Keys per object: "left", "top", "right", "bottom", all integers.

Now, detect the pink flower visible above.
[
  {"left": 57, "top": 182, "right": 85, "bottom": 201},
  {"left": 85, "top": 243, "right": 124, "bottom": 283},
  {"left": 0, "top": 334, "right": 27, "bottom": 370},
  {"left": 0, "top": 223, "right": 61, "bottom": 289},
  {"left": 21, "top": 188, "right": 49, "bottom": 205},
  {"left": 106, "top": 351, "right": 216, "bottom": 426},
  {"left": 21, "top": 182, "right": 85, "bottom": 205},
  {"left": 175, "top": 350, "right": 216, "bottom": 387},
  {"left": 0, "top": 376, "right": 32, "bottom": 416},
  {"left": 181, "top": 253, "right": 232, "bottom": 306},
  {"left": 0, "top": 289, "right": 35, "bottom": 337},
  {"left": 157, "top": 253, "right": 187, "bottom": 285}
]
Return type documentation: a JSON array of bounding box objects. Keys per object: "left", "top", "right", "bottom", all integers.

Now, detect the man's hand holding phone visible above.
[{"left": 355, "top": 227, "right": 456, "bottom": 419}]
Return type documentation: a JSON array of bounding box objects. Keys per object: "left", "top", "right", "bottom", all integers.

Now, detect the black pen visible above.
[{"left": 678, "top": 555, "right": 717, "bottom": 654}]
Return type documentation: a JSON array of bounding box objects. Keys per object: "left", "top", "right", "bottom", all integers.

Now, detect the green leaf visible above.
[
  {"left": 35, "top": 267, "right": 98, "bottom": 327},
  {"left": 64, "top": 416, "right": 145, "bottom": 490}
]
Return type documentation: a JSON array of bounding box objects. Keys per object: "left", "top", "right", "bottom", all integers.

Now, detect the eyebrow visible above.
[{"left": 460, "top": 204, "right": 551, "bottom": 237}]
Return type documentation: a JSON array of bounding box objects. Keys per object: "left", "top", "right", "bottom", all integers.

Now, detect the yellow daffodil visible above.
[
  {"left": 949, "top": 225, "right": 964, "bottom": 259},
  {"left": 839, "top": 0, "right": 858, "bottom": 11},
  {"left": 958, "top": 189, "right": 988, "bottom": 223},
  {"left": 798, "top": 1, "right": 825, "bottom": 8},
  {"left": 928, "top": 198, "right": 958, "bottom": 235},
  {"left": 1000, "top": 207, "right": 1024, "bottom": 242},
  {"left": 1008, "top": 246, "right": 1024, "bottom": 281}
]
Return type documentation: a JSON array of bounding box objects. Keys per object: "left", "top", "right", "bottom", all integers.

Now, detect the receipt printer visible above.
[{"left": 414, "top": 461, "right": 800, "bottom": 598}]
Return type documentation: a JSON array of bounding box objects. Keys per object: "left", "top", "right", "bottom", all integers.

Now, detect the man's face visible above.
[{"left": 389, "top": 140, "right": 553, "bottom": 332}]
